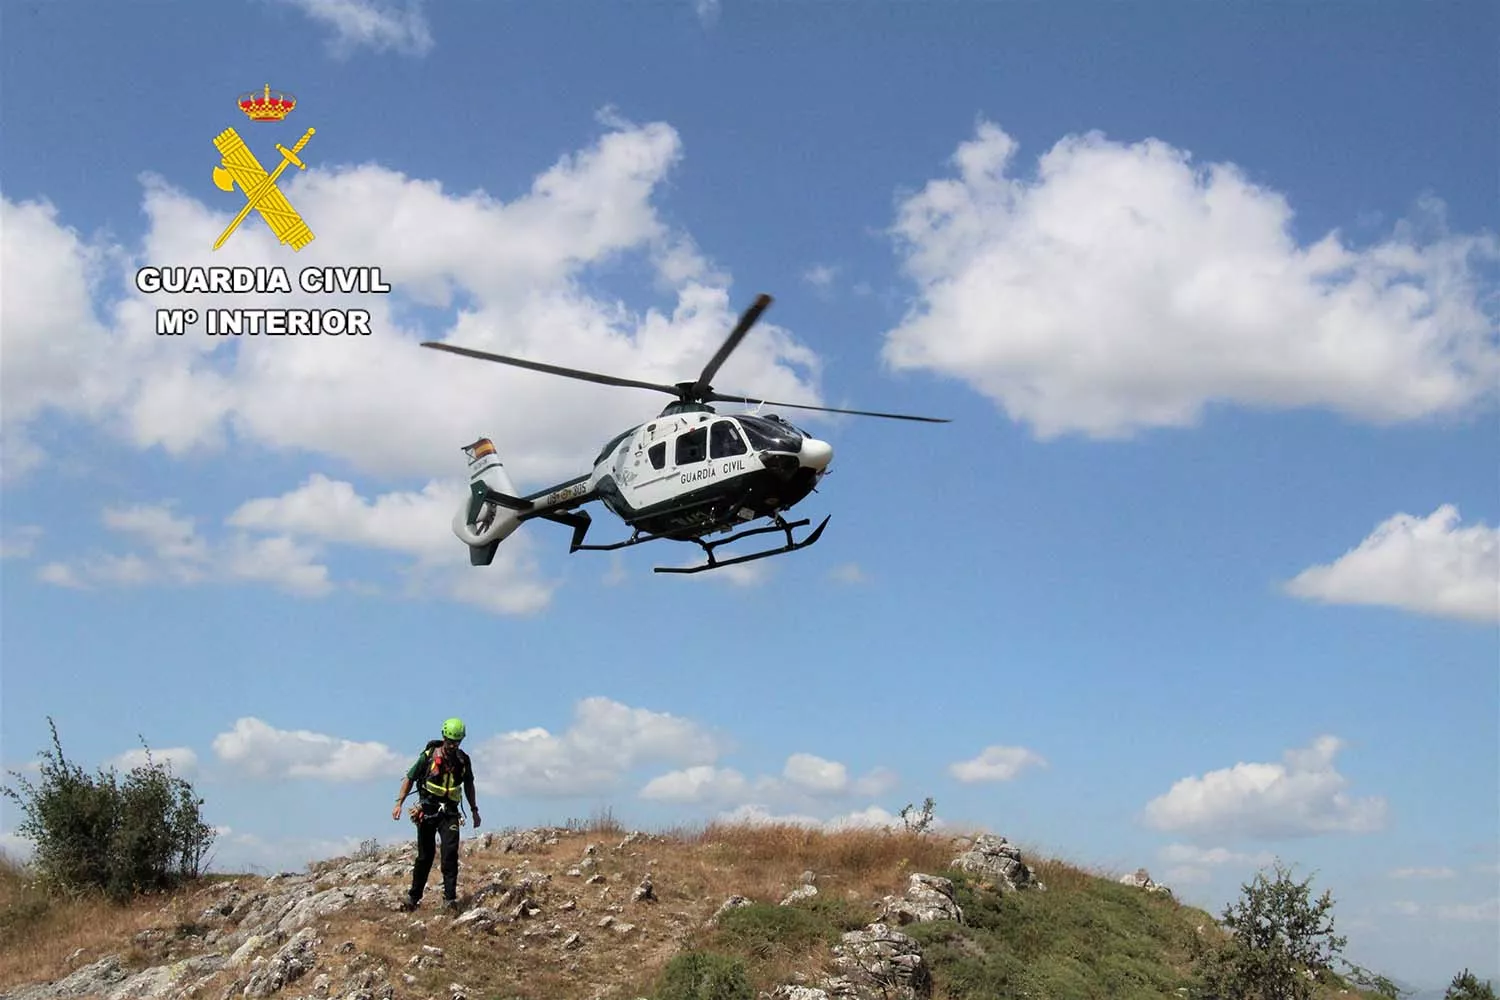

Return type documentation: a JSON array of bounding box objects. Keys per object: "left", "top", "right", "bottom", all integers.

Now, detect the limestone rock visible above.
[
  {"left": 823, "top": 922, "right": 932, "bottom": 999},
  {"left": 243, "top": 926, "right": 318, "bottom": 997},
  {"left": 950, "top": 833, "right": 1044, "bottom": 892},
  {"left": 877, "top": 873, "right": 963, "bottom": 926},
  {"left": 780, "top": 884, "right": 818, "bottom": 906},
  {"left": 1120, "top": 867, "right": 1172, "bottom": 896},
  {"left": 709, "top": 895, "right": 753, "bottom": 924}
]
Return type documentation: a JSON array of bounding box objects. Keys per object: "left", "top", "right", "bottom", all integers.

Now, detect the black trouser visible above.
[{"left": 408, "top": 800, "right": 461, "bottom": 902}]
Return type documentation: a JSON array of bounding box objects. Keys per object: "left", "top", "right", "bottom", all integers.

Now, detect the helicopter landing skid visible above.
[{"left": 654, "top": 514, "right": 830, "bottom": 575}]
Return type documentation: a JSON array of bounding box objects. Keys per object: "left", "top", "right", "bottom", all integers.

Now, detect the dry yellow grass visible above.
[{"left": 0, "top": 855, "right": 239, "bottom": 987}]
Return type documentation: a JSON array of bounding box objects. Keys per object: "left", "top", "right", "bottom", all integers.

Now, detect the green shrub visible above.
[
  {"left": 1, "top": 718, "right": 215, "bottom": 902},
  {"left": 1446, "top": 969, "right": 1499, "bottom": 1000},
  {"left": 713, "top": 901, "right": 839, "bottom": 960},
  {"left": 1190, "top": 860, "right": 1347, "bottom": 1000},
  {"left": 654, "top": 950, "right": 753, "bottom": 1000}
]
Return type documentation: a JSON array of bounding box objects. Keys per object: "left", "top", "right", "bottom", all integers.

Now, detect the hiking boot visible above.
[
  {"left": 442, "top": 897, "right": 460, "bottom": 913},
  {"left": 399, "top": 894, "right": 419, "bottom": 912}
]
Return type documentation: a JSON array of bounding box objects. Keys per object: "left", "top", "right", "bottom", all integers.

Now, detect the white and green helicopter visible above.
[{"left": 422, "top": 294, "right": 949, "bottom": 575}]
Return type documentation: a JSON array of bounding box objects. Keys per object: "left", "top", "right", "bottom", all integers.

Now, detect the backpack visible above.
[{"left": 420, "top": 739, "right": 466, "bottom": 803}]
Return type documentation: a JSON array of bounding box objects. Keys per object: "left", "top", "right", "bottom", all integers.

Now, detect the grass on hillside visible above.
[
  {"left": 639, "top": 837, "right": 1222, "bottom": 1000},
  {"left": 0, "top": 822, "right": 1396, "bottom": 1000},
  {"left": 0, "top": 851, "right": 240, "bottom": 987}
]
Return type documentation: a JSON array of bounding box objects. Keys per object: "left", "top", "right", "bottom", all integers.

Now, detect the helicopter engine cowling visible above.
[{"left": 452, "top": 438, "right": 524, "bottom": 550}]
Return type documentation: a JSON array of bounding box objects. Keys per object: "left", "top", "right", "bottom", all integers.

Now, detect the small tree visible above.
[
  {"left": 1446, "top": 969, "right": 1498, "bottom": 1000},
  {"left": 1191, "top": 859, "right": 1347, "bottom": 1000},
  {"left": 1, "top": 717, "right": 215, "bottom": 901},
  {"left": 899, "top": 797, "right": 936, "bottom": 834}
]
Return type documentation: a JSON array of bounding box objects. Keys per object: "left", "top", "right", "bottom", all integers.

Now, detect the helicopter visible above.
[{"left": 420, "top": 293, "right": 949, "bottom": 575}]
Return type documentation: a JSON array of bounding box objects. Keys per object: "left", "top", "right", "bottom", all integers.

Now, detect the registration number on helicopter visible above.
[{"left": 545, "top": 482, "right": 590, "bottom": 505}]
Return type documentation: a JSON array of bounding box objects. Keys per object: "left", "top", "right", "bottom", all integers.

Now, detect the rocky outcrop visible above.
[
  {"left": 763, "top": 869, "right": 967, "bottom": 1000},
  {"left": 243, "top": 928, "right": 319, "bottom": 997},
  {"left": 950, "top": 833, "right": 1045, "bottom": 892},
  {"left": 765, "top": 923, "right": 933, "bottom": 1000},
  {"left": 876, "top": 873, "right": 963, "bottom": 926},
  {"left": 780, "top": 884, "right": 818, "bottom": 906},
  {"left": 0, "top": 953, "right": 228, "bottom": 1000},
  {"left": 826, "top": 923, "right": 932, "bottom": 998},
  {"left": 1120, "top": 867, "right": 1172, "bottom": 896},
  {"left": 709, "top": 894, "right": 754, "bottom": 924}
]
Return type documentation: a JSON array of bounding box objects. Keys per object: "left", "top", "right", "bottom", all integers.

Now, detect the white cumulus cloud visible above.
[
  {"left": 1285, "top": 505, "right": 1499, "bottom": 624},
  {"left": 639, "top": 752, "right": 898, "bottom": 806},
  {"left": 1142, "top": 735, "right": 1388, "bottom": 840},
  {"left": 949, "top": 745, "right": 1048, "bottom": 783},
  {"left": 1389, "top": 866, "right": 1457, "bottom": 879},
  {"left": 783, "top": 752, "right": 850, "bottom": 795},
  {"left": 471, "top": 697, "right": 724, "bottom": 798},
  {"left": 278, "top": 0, "right": 434, "bottom": 57},
  {"left": 212, "top": 717, "right": 406, "bottom": 782},
  {"left": 37, "top": 502, "right": 330, "bottom": 597},
  {"left": 640, "top": 765, "right": 755, "bottom": 804},
  {"left": 207, "top": 827, "right": 381, "bottom": 875},
  {"left": 803, "top": 264, "right": 838, "bottom": 294},
  {"left": 881, "top": 121, "right": 1500, "bottom": 439},
  {"left": 715, "top": 803, "right": 936, "bottom": 832},
  {"left": 1157, "top": 843, "right": 1275, "bottom": 885},
  {"left": 110, "top": 746, "right": 200, "bottom": 777},
  {"left": 227, "top": 475, "right": 552, "bottom": 615},
  {"left": 0, "top": 525, "right": 43, "bottom": 559},
  {"left": 1387, "top": 898, "right": 1500, "bottom": 923}
]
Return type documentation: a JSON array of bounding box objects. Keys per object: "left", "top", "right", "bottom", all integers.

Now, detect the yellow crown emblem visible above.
[{"left": 238, "top": 84, "right": 296, "bottom": 122}]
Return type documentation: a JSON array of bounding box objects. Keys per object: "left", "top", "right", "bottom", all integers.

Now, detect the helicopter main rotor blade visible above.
[
  {"left": 421, "top": 342, "right": 682, "bottom": 397},
  {"left": 688, "top": 293, "right": 773, "bottom": 400},
  {"left": 706, "top": 391, "right": 951, "bottom": 423}
]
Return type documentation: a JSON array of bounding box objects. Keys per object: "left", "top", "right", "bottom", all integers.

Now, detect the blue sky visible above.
[{"left": 1, "top": 0, "right": 1496, "bottom": 990}]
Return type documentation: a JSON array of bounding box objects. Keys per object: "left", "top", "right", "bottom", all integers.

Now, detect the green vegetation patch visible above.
[
  {"left": 710, "top": 900, "right": 847, "bottom": 961},
  {"left": 905, "top": 869, "right": 1201, "bottom": 1000},
  {"left": 654, "top": 950, "right": 754, "bottom": 1000}
]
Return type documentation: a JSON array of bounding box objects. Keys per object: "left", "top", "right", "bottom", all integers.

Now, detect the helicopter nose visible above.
[{"left": 799, "top": 437, "right": 833, "bottom": 471}]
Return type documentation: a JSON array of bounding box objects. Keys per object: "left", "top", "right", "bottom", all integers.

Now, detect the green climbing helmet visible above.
[{"left": 442, "top": 717, "right": 466, "bottom": 742}]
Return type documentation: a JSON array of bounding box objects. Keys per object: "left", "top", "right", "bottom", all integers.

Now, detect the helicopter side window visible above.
[
  {"left": 648, "top": 442, "right": 666, "bottom": 470},
  {"left": 710, "top": 420, "right": 748, "bottom": 459},
  {"left": 675, "top": 427, "right": 707, "bottom": 466}
]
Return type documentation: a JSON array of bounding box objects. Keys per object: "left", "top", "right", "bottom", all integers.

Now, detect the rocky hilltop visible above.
[{"left": 0, "top": 821, "right": 1332, "bottom": 1000}]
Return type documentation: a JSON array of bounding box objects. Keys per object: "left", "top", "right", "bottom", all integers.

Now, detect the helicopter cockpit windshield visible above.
[{"left": 736, "top": 414, "right": 804, "bottom": 453}]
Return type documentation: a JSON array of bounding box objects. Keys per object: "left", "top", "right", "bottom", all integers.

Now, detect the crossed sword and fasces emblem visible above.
[{"left": 210, "top": 127, "right": 316, "bottom": 251}]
